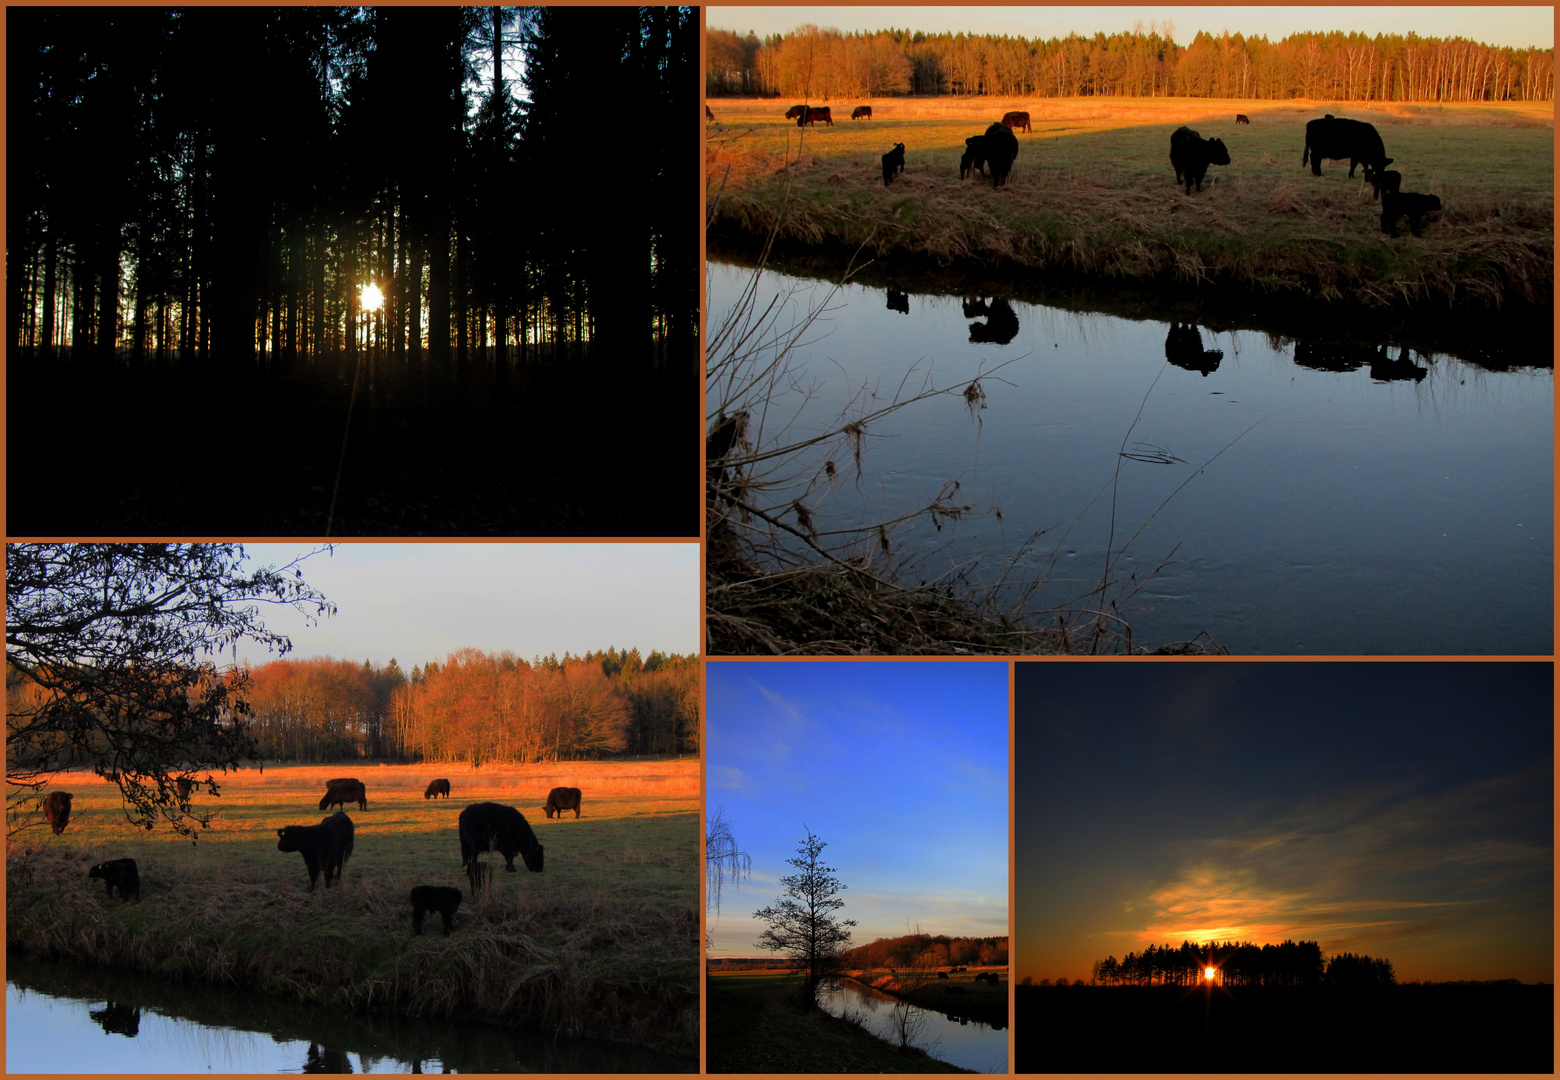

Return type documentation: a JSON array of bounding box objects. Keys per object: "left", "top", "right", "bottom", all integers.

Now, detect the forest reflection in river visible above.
[
  {"left": 707, "top": 261, "right": 1553, "bottom": 654},
  {"left": 816, "top": 978, "right": 1008, "bottom": 1073},
  {"left": 6, "top": 953, "right": 695, "bottom": 1073}
]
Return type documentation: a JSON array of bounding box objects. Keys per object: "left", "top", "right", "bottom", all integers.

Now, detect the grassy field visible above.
[
  {"left": 707, "top": 96, "right": 1553, "bottom": 311},
  {"left": 6, "top": 760, "right": 699, "bottom": 1056},
  {"left": 706, "top": 970, "right": 972, "bottom": 1073},
  {"left": 854, "top": 966, "right": 1009, "bottom": 1028}
]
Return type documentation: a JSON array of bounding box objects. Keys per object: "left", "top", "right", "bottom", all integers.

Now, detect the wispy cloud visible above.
[{"left": 710, "top": 765, "right": 753, "bottom": 793}]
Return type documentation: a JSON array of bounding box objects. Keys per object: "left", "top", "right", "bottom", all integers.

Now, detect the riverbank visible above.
[
  {"left": 5, "top": 762, "right": 698, "bottom": 1056},
  {"left": 707, "top": 97, "right": 1553, "bottom": 316},
  {"left": 850, "top": 969, "right": 1008, "bottom": 1028},
  {"left": 706, "top": 971, "right": 971, "bottom": 1072}
]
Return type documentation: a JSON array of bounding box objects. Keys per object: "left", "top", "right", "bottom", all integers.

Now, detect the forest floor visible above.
[
  {"left": 6, "top": 760, "right": 700, "bottom": 1057},
  {"left": 706, "top": 96, "right": 1554, "bottom": 317},
  {"left": 9, "top": 352, "right": 698, "bottom": 538},
  {"left": 705, "top": 970, "right": 972, "bottom": 1072}
]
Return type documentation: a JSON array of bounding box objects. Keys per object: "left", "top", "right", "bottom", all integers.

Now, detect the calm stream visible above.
[
  {"left": 6, "top": 953, "right": 695, "bottom": 1073},
  {"left": 708, "top": 261, "right": 1553, "bottom": 654},
  {"left": 817, "top": 978, "right": 1008, "bottom": 1072}
]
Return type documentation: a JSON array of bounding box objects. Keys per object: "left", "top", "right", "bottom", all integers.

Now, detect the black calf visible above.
[
  {"left": 410, "top": 885, "right": 463, "bottom": 936},
  {"left": 882, "top": 142, "right": 905, "bottom": 186},
  {"left": 88, "top": 858, "right": 140, "bottom": 902},
  {"left": 1381, "top": 191, "right": 1442, "bottom": 237}
]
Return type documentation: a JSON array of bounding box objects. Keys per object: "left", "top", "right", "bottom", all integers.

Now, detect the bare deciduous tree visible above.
[{"left": 753, "top": 826, "right": 857, "bottom": 1003}]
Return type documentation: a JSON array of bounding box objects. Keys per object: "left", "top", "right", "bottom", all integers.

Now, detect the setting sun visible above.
[
  {"left": 360, "top": 283, "right": 383, "bottom": 312},
  {"left": 1205, "top": 967, "right": 1216, "bottom": 981}
]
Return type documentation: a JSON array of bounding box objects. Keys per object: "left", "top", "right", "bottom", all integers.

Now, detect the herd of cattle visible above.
[
  {"left": 49, "top": 779, "right": 587, "bottom": 938},
  {"left": 709, "top": 101, "right": 1444, "bottom": 238}
]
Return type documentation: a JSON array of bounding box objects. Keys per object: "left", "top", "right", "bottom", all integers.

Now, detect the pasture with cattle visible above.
[{"left": 6, "top": 760, "right": 699, "bottom": 1057}]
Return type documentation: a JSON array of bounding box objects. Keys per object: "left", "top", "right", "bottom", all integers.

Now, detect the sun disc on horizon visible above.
[
  {"left": 1205, "top": 967, "right": 1216, "bottom": 980},
  {"left": 361, "top": 283, "right": 384, "bottom": 312}
]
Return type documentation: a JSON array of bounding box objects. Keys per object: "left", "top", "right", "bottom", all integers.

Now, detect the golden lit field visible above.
[
  {"left": 706, "top": 96, "right": 1553, "bottom": 310},
  {"left": 7, "top": 759, "right": 699, "bottom": 1056}
]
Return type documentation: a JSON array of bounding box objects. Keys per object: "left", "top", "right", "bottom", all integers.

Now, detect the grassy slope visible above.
[
  {"left": 707, "top": 97, "right": 1553, "bottom": 311},
  {"left": 706, "top": 971, "right": 972, "bottom": 1073},
  {"left": 854, "top": 968, "right": 1009, "bottom": 1028},
  {"left": 6, "top": 761, "right": 699, "bottom": 1055}
]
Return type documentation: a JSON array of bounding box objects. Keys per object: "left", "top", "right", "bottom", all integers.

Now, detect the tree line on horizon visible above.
[
  {"left": 707, "top": 24, "right": 1554, "bottom": 104},
  {"left": 843, "top": 931, "right": 1009, "bottom": 971},
  {"left": 1087, "top": 939, "right": 1397, "bottom": 988},
  {"left": 10, "top": 7, "right": 696, "bottom": 377}
]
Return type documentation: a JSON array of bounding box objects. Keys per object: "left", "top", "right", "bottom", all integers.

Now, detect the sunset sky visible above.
[
  {"left": 1015, "top": 663, "right": 1553, "bottom": 985},
  {"left": 706, "top": 661, "right": 1008, "bottom": 957},
  {"left": 707, "top": 6, "right": 1554, "bottom": 50}
]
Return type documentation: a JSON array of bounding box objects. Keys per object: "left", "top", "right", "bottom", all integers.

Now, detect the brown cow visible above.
[
  {"left": 1001, "top": 110, "right": 1031, "bottom": 134},
  {"left": 424, "top": 778, "right": 451, "bottom": 799},
  {"left": 544, "top": 786, "right": 583, "bottom": 819},
  {"left": 797, "top": 106, "right": 832, "bottom": 127},
  {"left": 43, "top": 791, "right": 72, "bottom": 835},
  {"left": 851, "top": 105, "right": 872, "bottom": 120},
  {"left": 319, "top": 779, "right": 366, "bottom": 812},
  {"left": 784, "top": 104, "right": 806, "bottom": 120},
  {"left": 175, "top": 777, "right": 195, "bottom": 800},
  {"left": 1236, "top": 113, "right": 1250, "bottom": 124}
]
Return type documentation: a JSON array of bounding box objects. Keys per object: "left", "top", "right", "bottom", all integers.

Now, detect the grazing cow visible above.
[
  {"left": 1381, "top": 191, "right": 1442, "bottom": 237},
  {"left": 543, "top": 786, "right": 583, "bottom": 820},
  {"left": 88, "top": 858, "right": 140, "bottom": 902},
  {"left": 797, "top": 106, "right": 833, "bottom": 127},
  {"left": 424, "top": 778, "right": 451, "bottom": 800},
  {"left": 1303, "top": 115, "right": 1391, "bottom": 178},
  {"left": 459, "top": 802, "right": 544, "bottom": 873},
  {"left": 881, "top": 142, "right": 905, "bottom": 186},
  {"left": 319, "top": 779, "right": 366, "bottom": 812},
  {"left": 43, "top": 791, "right": 72, "bottom": 835},
  {"left": 1165, "top": 322, "right": 1224, "bottom": 376},
  {"left": 852, "top": 105, "right": 872, "bottom": 120},
  {"left": 938, "top": 970, "right": 950, "bottom": 979},
  {"left": 964, "top": 297, "right": 1020, "bottom": 346},
  {"left": 409, "top": 885, "right": 463, "bottom": 937},
  {"left": 319, "top": 811, "right": 355, "bottom": 877},
  {"left": 175, "top": 777, "right": 195, "bottom": 801},
  {"left": 466, "top": 860, "right": 493, "bottom": 896},
  {"left": 276, "top": 822, "right": 344, "bottom": 891},
  {"left": 1235, "top": 113, "right": 1250, "bottom": 124},
  {"left": 705, "top": 104, "right": 714, "bottom": 121},
  {"left": 1370, "top": 168, "right": 1402, "bottom": 202},
  {"left": 325, "top": 778, "right": 359, "bottom": 787},
  {"left": 976, "top": 972, "right": 1001, "bottom": 986},
  {"left": 1169, "top": 126, "right": 1231, "bottom": 194},
  {"left": 962, "top": 122, "right": 1018, "bottom": 188},
  {"left": 886, "top": 288, "right": 909, "bottom": 314},
  {"left": 1001, "top": 110, "right": 1032, "bottom": 134}
]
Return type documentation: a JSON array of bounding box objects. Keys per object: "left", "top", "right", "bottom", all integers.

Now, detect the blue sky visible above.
[
  {"left": 706, "top": 660, "right": 1009, "bottom": 958},
  {"left": 1016, "top": 662, "right": 1553, "bottom": 985},
  {"left": 707, "top": 6, "right": 1554, "bottom": 50},
  {"left": 220, "top": 543, "right": 699, "bottom": 669}
]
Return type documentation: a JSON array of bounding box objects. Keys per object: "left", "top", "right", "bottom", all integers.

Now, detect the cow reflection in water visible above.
[
  {"left": 89, "top": 1000, "right": 141, "bottom": 1037},
  {"left": 1294, "top": 340, "right": 1426, "bottom": 382},
  {"left": 886, "top": 288, "right": 909, "bottom": 314},
  {"left": 963, "top": 297, "right": 1019, "bottom": 345},
  {"left": 1369, "top": 345, "right": 1428, "bottom": 382},
  {"left": 1164, "top": 322, "right": 1224, "bottom": 375},
  {"left": 302, "top": 1042, "right": 353, "bottom": 1073}
]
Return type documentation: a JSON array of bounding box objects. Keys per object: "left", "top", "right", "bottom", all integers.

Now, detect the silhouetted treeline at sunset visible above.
[
  {"left": 1089, "top": 939, "right": 1397, "bottom": 987},
  {"left": 708, "top": 24, "right": 1554, "bottom": 102},
  {"left": 245, "top": 648, "right": 699, "bottom": 763}
]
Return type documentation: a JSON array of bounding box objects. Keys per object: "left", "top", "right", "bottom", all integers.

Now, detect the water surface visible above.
[{"left": 817, "top": 978, "right": 1008, "bottom": 1073}]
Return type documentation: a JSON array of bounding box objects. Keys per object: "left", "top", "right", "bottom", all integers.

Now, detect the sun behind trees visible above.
[{"left": 9, "top": 6, "right": 697, "bottom": 536}]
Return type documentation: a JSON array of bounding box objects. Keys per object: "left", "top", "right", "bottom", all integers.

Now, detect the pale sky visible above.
[
  {"left": 708, "top": 7, "right": 1554, "bottom": 50},
  {"left": 221, "top": 543, "right": 699, "bottom": 670}
]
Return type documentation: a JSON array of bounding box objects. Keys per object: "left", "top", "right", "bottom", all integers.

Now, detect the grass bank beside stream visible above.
[
  {"left": 707, "top": 97, "right": 1553, "bottom": 314},
  {"left": 853, "top": 969, "right": 1009, "bottom": 1029},
  {"left": 6, "top": 762, "right": 699, "bottom": 1057}
]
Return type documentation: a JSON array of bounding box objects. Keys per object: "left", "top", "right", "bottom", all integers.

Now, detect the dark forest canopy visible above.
[
  {"left": 9, "top": 6, "right": 698, "bottom": 374},
  {"left": 707, "top": 24, "right": 1554, "bottom": 102}
]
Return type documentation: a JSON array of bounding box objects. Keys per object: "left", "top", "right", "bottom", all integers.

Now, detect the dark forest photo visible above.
[{"left": 8, "top": 6, "right": 698, "bottom": 537}]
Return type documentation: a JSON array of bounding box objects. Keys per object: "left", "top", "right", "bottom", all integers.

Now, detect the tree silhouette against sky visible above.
[{"left": 753, "top": 826, "right": 857, "bottom": 1004}]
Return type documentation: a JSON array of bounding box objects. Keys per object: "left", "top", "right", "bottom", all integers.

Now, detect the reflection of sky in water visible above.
[
  {"left": 708, "top": 262, "right": 1554, "bottom": 654},
  {"left": 817, "top": 980, "right": 1008, "bottom": 1073}
]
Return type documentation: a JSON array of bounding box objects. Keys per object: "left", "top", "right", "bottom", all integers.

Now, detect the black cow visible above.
[
  {"left": 458, "top": 802, "right": 544, "bottom": 873},
  {"left": 1381, "top": 191, "right": 1442, "bottom": 237},
  {"left": 320, "top": 811, "right": 355, "bottom": 877},
  {"left": 1165, "top": 322, "right": 1224, "bottom": 376},
  {"left": 852, "top": 105, "right": 872, "bottom": 120},
  {"left": 784, "top": 104, "right": 805, "bottom": 120},
  {"left": 938, "top": 970, "right": 950, "bottom": 979},
  {"left": 410, "top": 885, "right": 463, "bottom": 937},
  {"left": 1001, "top": 110, "right": 1032, "bottom": 134},
  {"left": 1370, "top": 168, "right": 1402, "bottom": 202},
  {"left": 88, "top": 858, "right": 140, "bottom": 902},
  {"left": 976, "top": 972, "right": 1000, "bottom": 986},
  {"left": 1169, "top": 126, "right": 1230, "bottom": 194},
  {"left": 797, "top": 106, "right": 832, "bottom": 127},
  {"left": 881, "top": 142, "right": 905, "bottom": 186},
  {"left": 543, "top": 786, "right": 583, "bottom": 820},
  {"left": 1303, "top": 115, "right": 1391, "bottom": 178},
  {"left": 319, "top": 779, "right": 366, "bottom": 812},
  {"left": 705, "top": 104, "right": 714, "bottom": 121},
  {"left": 962, "top": 123, "right": 1018, "bottom": 188},
  {"left": 277, "top": 822, "right": 344, "bottom": 891},
  {"left": 424, "top": 778, "right": 451, "bottom": 800},
  {"left": 1235, "top": 113, "right": 1250, "bottom": 124},
  {"left": 43, "top": 791, "right": 72, "bottom": 835},
  {"left": 325, "top": 777, "right": 359, "bottom": 788}
]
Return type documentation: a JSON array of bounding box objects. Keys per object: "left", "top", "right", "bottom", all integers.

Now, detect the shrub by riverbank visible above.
[
  {"left": 706, "top": 971, "right": 971, "bottom": 1072},
  {"left": 6, "top": 762, "right": 698, "bottom": 1056},
  {"left": 707, "top": 97, "right": 1553, "bottom": 314}
]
